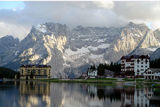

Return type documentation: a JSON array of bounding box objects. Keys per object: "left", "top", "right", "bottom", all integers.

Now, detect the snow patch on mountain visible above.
[
  {"left": 35, "top": 24, "right": 47, "bottom": 33},
  {"left": 1, "top": 22, "right": 160, "bottom": 78},
  {"left": 146, "top": 47, "right": 158, "bottom": 52}
]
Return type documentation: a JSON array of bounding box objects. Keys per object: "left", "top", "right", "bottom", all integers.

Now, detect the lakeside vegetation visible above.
[
  {"left": 88, "top": 63, "right": 121, "bottom": 76},
  {"left": 43, "top": 78, "right": 117, "bottom": 84},
  {"left": 0, "top": 67, "right": 19, "bottom": 79},
  {"left": 150, "top": 58, "right": 160, "bottom": 68}
]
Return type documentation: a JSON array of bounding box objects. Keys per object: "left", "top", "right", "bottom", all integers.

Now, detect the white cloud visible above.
[
  {"left": 0, "top": 1, "right": 160, "bottom": 39},
  {"left": 93, "top": 0, "right": 114, "bottom": 9},
  {"left": 0, "top": 22, "right": 30, "bottom": 40}
]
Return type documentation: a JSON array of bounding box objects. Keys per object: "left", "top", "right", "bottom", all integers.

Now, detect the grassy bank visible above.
[{"left": 42, "top": 78, "right": 117, "bottom": 84}]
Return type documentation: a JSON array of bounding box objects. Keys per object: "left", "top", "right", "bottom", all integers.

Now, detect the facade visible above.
[
  {"left": 121, "top": 55, "right": 150, "bottom": 76},
  {"left": 20, "top": 65, "right": 51, "bottom": 79},
  {"left": 143, "top": 68, "right": 160, "bottom": 80},
  {"left": 87, "top": 70, "right": 97, "bottom": 78}
]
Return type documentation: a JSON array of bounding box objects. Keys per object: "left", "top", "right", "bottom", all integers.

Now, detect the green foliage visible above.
[
  {"left": 97, "top": 64, "right": 105, "bottom": 76},
  {"left": 96, "top": 62, "right": 121, "bottom": 76},
  {"left": 0, "top": 67, "right": 18, "bottom": 79},
  {"left": 87, "top": 78, "right": 117, "bottom": 81},
  {"left": 150, "top": 58, "right": 160, "bottom": 68},
  {"left": 123, "top": 78, "right": 134, "bottom": 81},
  {"left": 136, "top": 79, "right": 144, "bottom": 81},
  {"left": 89, "top": 65, "right": 96, "bottom": 70}
]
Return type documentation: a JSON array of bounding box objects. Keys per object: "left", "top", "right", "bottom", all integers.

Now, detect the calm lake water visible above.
[{"left": 0, "top": 81, "right": 160, "bottom": 107}]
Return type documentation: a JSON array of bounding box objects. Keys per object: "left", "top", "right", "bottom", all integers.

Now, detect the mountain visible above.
[
  {"left": 0, "top": 35, "right": 19, "bottom": 66},
  {"left": 150, "top": 48, "right": 160, "bottom": 60},
  {"left": 0, "top": 22, "right": 160, "bottom": 78}
]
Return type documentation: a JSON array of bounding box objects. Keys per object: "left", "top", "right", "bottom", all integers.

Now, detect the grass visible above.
[
  {"left": 136, "top": 79, "right": 144, "bottom": 81},
  {"left": 41, "top": 78, "right": 117, "bottom": 84},
  {"left": 152, "top": 83, "right": 160, "bottom": 88},
  {"left": 123, "top": 78, "right": 135, "bottom": 81},
  {"left": 87, "top": 78, "right": 117, "bottom": 81}
]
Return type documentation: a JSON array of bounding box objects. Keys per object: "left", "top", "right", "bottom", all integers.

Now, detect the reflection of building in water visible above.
[
  {"left": 19, "top": 81, "right": 50, "bottom": 95},
  {"left": 19, "top": 81, "right": 51, "bottom": 107},
  {"left": 134, "top": 88, "right": 150, "bottom": 107},
  {"left": 20, "top": 65, "right": 51, "bottom": 79},
  {"left": 86, "top": 85, "right": 154, "bottom": 107},
  {"left": 121, "top": 88, "right": 135, "bottom": 107}
]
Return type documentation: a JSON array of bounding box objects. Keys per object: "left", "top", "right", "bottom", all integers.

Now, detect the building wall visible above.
[
  {"left": 144, "top": 69, "right": 160, "bottom": 80},
  {"left": 134, "top": 59, "right": 149, "bottom": 76},
  {"left": 88, "top": 70, "right": 97, "bottom": 78},
  {"left": 20, "top": 66, "right": 51, "bottom": 79},
  {"left": 121, "top": 57, "right": 149, "bottom": 76}
]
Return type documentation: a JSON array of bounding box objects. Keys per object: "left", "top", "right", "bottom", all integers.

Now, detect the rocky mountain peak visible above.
[
  {"left": 32, "top": 22, "right": 70, "bottom": 37},
  {"left": 0, "top": 35, "right": 19, "bottom": 49},
  {"left": 1, "top": 22, "right": 160, "bottom": 78}
]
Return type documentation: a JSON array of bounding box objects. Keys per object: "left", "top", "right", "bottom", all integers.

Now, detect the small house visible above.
[
  {"left": 143, "top": 68, "right": 160, "bottom": 80},
  {"left": 87, "top": 70, "right": 97, "bottom": 78}
]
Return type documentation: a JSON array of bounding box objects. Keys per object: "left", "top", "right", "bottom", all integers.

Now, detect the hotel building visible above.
[
  {"left": 121, "top": 55, "right": 150, "bottom": 76},
  {"left": 20, "top": 64, "right": 51, "bottom": 79}
]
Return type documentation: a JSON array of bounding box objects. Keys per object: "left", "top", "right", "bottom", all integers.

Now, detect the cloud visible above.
[
  {"left": 0, "top": 22, "right": 30, "bottom": 40},
  {"left": 0, "top": 1, "right": 160, "bottom": 39},
  {"left": 93, "top": 0, "right": 114, "bottom": 9},
  {"left": 113, "top": 1, "right": 160, "bottom": 21}
]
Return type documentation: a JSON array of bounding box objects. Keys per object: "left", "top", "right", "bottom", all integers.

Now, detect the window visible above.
[{"left": 21, "top": 70, "right": 23, "bottom": 75}]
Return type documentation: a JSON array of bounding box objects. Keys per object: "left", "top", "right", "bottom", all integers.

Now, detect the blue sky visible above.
[{"left": 0, "top": 1, "right": 25, "bottom": 11}]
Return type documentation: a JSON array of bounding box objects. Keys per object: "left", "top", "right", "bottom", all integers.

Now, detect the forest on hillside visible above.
[{"left": 0, "top": 67, "right": 19, "bottom": 79}]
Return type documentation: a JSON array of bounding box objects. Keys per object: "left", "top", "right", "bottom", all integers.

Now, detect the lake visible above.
[{"left": 0, "top": 81, "right": 160, "bottom": 107}]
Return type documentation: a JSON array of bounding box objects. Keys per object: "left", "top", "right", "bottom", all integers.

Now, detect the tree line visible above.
[
  {"left": 88, "top": 62, "right": 121, "bottom": 76},
  {"left": 150, "top": 58, "right": 160, "bottom": 68},
  {"left": 0, "top": 67, "right": 19, "bottom": 79}
]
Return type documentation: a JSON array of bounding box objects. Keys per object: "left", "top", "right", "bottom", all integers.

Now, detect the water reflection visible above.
[
  {"left": 19, "top": 81, "right": 50, "bottom": 107},
  {"left": 0, "top": 81, "right": 160, "bottom": 107}
]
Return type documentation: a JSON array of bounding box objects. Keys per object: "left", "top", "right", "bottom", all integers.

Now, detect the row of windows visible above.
[{"left": 137, "top": 65, "right": 148, "bottom": 68}]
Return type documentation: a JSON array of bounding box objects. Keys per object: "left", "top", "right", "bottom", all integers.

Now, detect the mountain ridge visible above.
[{"left": 0, "top": 22, "right": 160, "bottom": 78}]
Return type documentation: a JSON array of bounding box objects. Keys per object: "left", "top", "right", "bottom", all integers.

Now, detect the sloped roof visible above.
[
  {"left": 121, "top": 55, "right": 149, "bottom": 60},
  {"left": 145, "top": 68, "right": 160, "bottom": 73}
]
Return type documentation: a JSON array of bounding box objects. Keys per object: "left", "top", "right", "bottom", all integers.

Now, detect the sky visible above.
[{"left": 0, "top": 1, "right": 160, "bottom": 40}]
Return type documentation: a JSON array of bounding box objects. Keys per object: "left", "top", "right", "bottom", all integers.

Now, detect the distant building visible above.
[
  {"left": 104, "top": 70, "right": 114, "bottom": 78},
  {"left": 143, "top": 68, "right": 160, "bottom": 80},
  {"left": 87, "top": 70, "right": 97, "bottom": 78},
  {"left": 20, "top": 65, "right": 51, "bottom": 79},
  {"left": 81, "top": 72, "right": 88, "bottom": 79},
  {"left": 121, "top": 55, "right": 150, "bottom": 76}
]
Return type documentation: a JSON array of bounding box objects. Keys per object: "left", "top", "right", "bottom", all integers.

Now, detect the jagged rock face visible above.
[
  {"left": 0, "top": 35, "right": 19, "bottom": 66},
  {"left": 1, "top": 22, "right": 160, "bottom": 78},
  {"left": 154, "top": 29, "right": 160, "bottom": 41}
]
